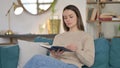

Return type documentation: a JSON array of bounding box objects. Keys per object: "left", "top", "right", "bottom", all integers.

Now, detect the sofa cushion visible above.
[
  {"left": 18, "top": 39, "right": 48, "bottom": 68},
  {"left": 34, "top": 36, "right": 53, "bottom": 45},
  {"left": 91, "top": 38, "right": 110, "bottom": 68},
  {"left": 34, "top": 37, "right": 53, "bottom": 55},
  {"left": 0, "top": 45, "right": 19, "bottom": 68},
  {"left": 110, "top": 38, "right": 120, "bottom": 68},
  {"left": 0, "top": 47, "right": 2, "bottom": 68}
]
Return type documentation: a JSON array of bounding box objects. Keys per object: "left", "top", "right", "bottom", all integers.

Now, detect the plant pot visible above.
[{"left": 47, "top": 19, "right": 61, "bottom": 34}]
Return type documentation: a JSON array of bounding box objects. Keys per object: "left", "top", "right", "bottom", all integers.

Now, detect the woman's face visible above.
[{"left": 63, "top": 9, "right": 77, "bottom": 30}]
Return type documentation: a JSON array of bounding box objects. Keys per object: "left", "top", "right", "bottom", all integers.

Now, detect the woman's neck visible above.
[{"left": 69, "top": 27, "right": 79, "bottom": 32}]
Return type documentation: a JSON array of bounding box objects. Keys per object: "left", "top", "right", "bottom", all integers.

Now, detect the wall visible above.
[{"left": 0, "top": 0, "right": 86, "bottom": 43}]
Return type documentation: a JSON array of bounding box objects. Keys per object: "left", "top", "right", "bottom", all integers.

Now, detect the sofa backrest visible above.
[
  {"left": 82, "top": 38, "right": 110, "bottom": 68},
  {"left": 91, "top": 38, "right": 110, "bottom": 68},
  {"left": 110, "top": 38, "right": 120, "bottom": 68},
  {"left": 0, "top": 45, "right": 19, "bottom": 68}
]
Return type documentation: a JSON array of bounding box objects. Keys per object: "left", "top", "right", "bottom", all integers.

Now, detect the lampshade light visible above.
[
  {"left": 14, "top": 3, "right": 23, "bottom": 15},
  {"left": 5, "top": 2, "right": 23, "bottom": 35},
  {"left": 14, "top": 6, "right": 23, "bottom": 15}
]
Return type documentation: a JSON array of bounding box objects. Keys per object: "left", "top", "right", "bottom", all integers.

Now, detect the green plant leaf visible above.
[
  {"left": 51, "top": 0, "right": 57, "bottom": 15},
  {"left": 119, "top": 24, "right": 120, "bottom": 31}
]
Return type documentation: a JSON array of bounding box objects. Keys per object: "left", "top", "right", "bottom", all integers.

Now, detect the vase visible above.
[{"left": 47, "top": 16, "right": 61, "bottom": 34}]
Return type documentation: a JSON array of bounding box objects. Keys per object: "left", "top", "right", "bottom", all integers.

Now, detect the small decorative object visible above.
[
  {"left": 5, "top": 30, "right": 14, "bottom": 35},
  {"left": 47, "top": 16, "right": 61, "bottom": 34},
  {"left": 39, "top": 23, "right": 47, "bottom": 34},
  {"left": 47, "top": 1, "right": 61, "bottom": 34}
]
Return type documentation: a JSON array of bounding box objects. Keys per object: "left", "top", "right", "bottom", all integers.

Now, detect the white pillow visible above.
[{"left": 18, "top": 39, "right": 48, "bottom": 68}]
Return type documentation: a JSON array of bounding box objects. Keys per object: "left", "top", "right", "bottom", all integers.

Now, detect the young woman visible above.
[{"left": 24, "top": 5, "right": 95, "bottom": 68}]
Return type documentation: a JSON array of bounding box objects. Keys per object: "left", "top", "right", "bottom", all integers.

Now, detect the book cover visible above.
[
  {"left": 40, "top": 44, "right": 73, "bottom": 52},
  {"left": 87, "top": 8, "right": 94, "bottom": 21},
  {"left": 90, "top": 8, "right": 98, "bottom": 21},
  {"left": 100, "top": 0, "right": 107, "bottom": 2},
  {"left": 87, "top": 0, "right": 96, "bottom": 2},
  {"left": 99, "top": 14, "right": 113, "bottom": 21},
  {"left": 99, "top": 17, "right": 112, "bottom": 21}
]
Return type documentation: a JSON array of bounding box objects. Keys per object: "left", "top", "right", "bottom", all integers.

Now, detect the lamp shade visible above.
[{"left": 14, "top": 5, "right": 23, "bottom": 15}]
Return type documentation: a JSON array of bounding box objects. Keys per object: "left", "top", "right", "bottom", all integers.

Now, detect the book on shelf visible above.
[
  {"left": 112, "top": 16, "right": 120, "bottom": 20},
  {"left": 99, "top": 17, "right": 112, "bottom": 21},
  {"left": 40, "top": 44, "right": 73, "bottom": 52},
  {"left": 87, "top": 8, "right": 94, "bottom": 21},
  {"left": 100, "top": 14, "right": 113, "bottom": 18},
  {"left": 87, "top": 8, "right": 98, "bottom": 21},
  {"left": 86, "top": 8, "right": 89, "bottom": 21},
  {"left": 100, "top": 0, "right": 107, "bottom": 2},
  {"left": 100, "top": 12, "right": 116, "bottom": 17},
  {"left": 90, "top": 8, "right": 98, "bottom": 21},
  {"left": 87, "top": 0, "right": 96, "bottom": 2},
  {"left": 99, "top": 13, "right": 120, "bottom": 21}
]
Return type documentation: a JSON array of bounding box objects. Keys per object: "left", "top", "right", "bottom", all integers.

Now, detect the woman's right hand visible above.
[{"left": 50, "top": 49, "right": 64, "bottom": 58}]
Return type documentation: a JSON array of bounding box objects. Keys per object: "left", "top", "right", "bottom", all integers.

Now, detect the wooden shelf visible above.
[
  {"left": 0, "top": 34, "right": 56, "bottom": 39},
  {"left": 87, "top": 1, "right": 120, "bottom": 4},
  {"left": 100, "top": 20, "right": 120, "bottom": 22},
  {"left": 87, "top": 2, "right": 97, "bottom": 4},
  {"left": 87, "top": 20, "right": 120, "bottom": 23},
  {"left": 0, "top": 34, "right": 56, "bottom": 45},
  {"left": 100, "top": 1, "right": 120, "bottom": 4}
]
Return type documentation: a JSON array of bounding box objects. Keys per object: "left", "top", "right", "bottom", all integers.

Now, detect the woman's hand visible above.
[
  {"left": 50, "top": 49, "right": 64, "bottom": 58},
  {"left": 65, "top": 44, "right": 78, "bottom": 52}
]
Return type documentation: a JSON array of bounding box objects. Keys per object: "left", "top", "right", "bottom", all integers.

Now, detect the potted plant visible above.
[{"left": 47, "top": 0, "right": 61, "bottom": 34}]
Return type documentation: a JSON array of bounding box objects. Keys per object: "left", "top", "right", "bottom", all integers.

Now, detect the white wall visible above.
[{"left": 0, "top": 0, "right": 86, "bottom": 43}]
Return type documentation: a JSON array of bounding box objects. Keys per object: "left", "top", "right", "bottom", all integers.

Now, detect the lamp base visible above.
[{"left": 5, "top": 30, "right": 14, "bottom": 35}]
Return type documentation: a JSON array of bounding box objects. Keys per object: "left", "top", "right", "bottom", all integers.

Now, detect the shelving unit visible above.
[{"left": 87, "top": 0, "right": 120, "bottom": 38}]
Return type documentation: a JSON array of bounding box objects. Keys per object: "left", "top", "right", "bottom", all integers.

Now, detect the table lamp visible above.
[{"left": 5, "top": 2, "right": 23, "bottom": 35}]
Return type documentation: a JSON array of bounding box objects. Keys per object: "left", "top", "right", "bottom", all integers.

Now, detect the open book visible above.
[{"left": 40, "top": 44, "right": 73, "bottom": 52}]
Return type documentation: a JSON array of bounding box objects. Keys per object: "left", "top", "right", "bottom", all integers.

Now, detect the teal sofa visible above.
[
  {"left": 83, "top": 38, "right": 120, "bottom": 68},
  {"left": 0, "top": 37, "right": 120, "bottom": 68}
]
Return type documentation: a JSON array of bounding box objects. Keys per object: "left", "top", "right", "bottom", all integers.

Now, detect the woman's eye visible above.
[{"left": 70, "top": 16, "right": 73, "bottom": 18}]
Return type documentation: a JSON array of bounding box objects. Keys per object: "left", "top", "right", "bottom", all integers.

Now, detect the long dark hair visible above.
[{"left": 62, "top": 5, "right": 84, "bottom": 31}]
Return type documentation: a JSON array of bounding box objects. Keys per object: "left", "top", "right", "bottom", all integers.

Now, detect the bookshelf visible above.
[{"left": 87, "top": 0, "right": 120, "bottom": 38}]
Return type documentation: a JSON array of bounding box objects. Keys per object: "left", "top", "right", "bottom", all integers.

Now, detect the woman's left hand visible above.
[{"left": 50, "top": 49, "right": 64, "bottom": 58}]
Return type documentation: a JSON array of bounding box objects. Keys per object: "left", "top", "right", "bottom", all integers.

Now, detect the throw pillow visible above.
[
  {"left": 34, "top": 36, "right": 53, "bottom": 45},
  {"left": 91, "top": 38, "right": 110, "bottom": 68},
  {"left": 0, "top": 45, "right": 19, "bottom": 68},
  {"left": 18, "top": 39, "right": 48, "bottom": 68},
  {"left": 34, "top": 37, "right": 53, "bottom": 55},
  {"left": 110, "top": 38, "right": 120, "bottom": 68}
]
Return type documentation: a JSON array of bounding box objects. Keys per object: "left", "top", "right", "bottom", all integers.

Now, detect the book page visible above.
[{"left": 39, "top": 43, "right": 51, "bottom": 48}]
